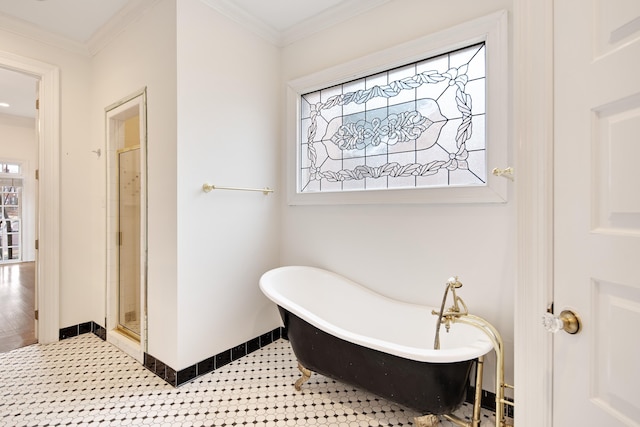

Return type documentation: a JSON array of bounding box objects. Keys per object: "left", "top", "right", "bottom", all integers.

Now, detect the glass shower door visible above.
[{"left": 118, "top": 147, "right": 141, "bottom": 340}]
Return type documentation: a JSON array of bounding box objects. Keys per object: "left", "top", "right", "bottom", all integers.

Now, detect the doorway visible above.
[
  {"left": 0, "top": 65, "right": 44, "bottom": 352},
  {"left": 105, "top": 89, "right": 147, "bottom": 362},
  {"left": 0, "top": 159, "right": 36, "bottom": 353}
]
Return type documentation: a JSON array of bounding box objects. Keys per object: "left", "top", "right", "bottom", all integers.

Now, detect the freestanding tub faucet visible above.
[
  {"left": 432, "top": 276, "right": 468, "bottom": 350},
  {"left": 428, "top": 276, "right": 514, "bottom": 427}
]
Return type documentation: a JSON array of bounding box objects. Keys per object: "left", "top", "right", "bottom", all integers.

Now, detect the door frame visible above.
[
  {"left": 105, "top": 88, "right": 148, "bottom": 362},
  {"left": 0, "top": 50, "right": 60, "bottom": 344},
  {"left": 514, "top": 0, "right": 554, "bottom": 426}
]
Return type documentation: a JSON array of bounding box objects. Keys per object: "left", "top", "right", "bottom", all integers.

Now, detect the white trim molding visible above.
[
  {"left": 0, "top": 50, "right": 61, "bottom": 344},
  {"left": 87, "top": 0, "right": 161, "bottom": 56},
  {"left": 200, "top": 0, "right": 391, "bottom": 47},
  {"left": 0, "top": 12, "right": 87, "bottom": 55},
  {"left": 105, "top": 88, "right": 148, "bottom": 363},
  {"left": 0, "top": 0, "right": 160, "bottom": 57},
  {"left": 279, "top": 0, "right": 391, "bottom": 47},
  {"left": 514, "top": 0, "right": 554, "bottom": 426}
]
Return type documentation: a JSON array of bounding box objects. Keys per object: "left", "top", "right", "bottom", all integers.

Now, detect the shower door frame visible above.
[
  {"left": 116, "top": 145, "right": 142, "bottom": 341},
  {"left": 105, "top": 88, "right": 148, "bottom": 362}
]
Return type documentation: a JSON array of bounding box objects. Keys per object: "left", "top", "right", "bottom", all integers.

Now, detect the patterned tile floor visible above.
[{"left": 0, "top": 334, "right": 500, "bottom": 426}]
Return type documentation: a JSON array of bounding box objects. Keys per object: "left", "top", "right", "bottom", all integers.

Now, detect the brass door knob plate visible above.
[{"left": 542, "top": 309, "right": 581, "bottom": 334}]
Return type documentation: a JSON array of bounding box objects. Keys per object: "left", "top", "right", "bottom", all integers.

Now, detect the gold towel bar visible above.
[{"left": 202, "top": 183, "right": 273, "bottom": 195}]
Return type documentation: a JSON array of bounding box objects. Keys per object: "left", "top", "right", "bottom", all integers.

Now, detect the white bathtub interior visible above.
[{"left": 260, "top": 266, "right": 493, "bottom": 363}]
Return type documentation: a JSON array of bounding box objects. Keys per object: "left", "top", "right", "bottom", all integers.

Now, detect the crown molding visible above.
[
  {"left": 199, "top": 0, "right": 280, "bottom": 45},
  {"left": 0, "top": 0, "right": 160, "bottom": 58},
  {"left": 280, "top": 0, "right": 390, "bottom": 47},
  {"left": 0, "top": 11, "right": 89, "bottom": 56},
  {"left": 87, "top": 0, "right": 162, "bottom": 56},
  {"left": 1, "top": 0, "right": 391, "bottom": 55},
  {"left": 200, "top": 0, "right": 391, "bottom": 47},
  {"left": 0, "top": 112, "right": 36, "bottom": 128}
]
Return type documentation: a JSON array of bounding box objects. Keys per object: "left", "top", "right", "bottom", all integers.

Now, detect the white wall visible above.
[
  {"left": 0, "top": 114, "right": 37, "bottom": 262},
  {"left": 0, "top": 27, "right": 95, "bottom": 328},
  {"left": 91, "top": 0, "right": 179, "bottom": 367},
  {"left": 89, "top": 0, "right": 281, "bottom": 371},
  {"left": 175, "top": 0, "right": 281, "bottom": 369},
  {"left": 280, "top": 0, "right": 515, "bottom": 391}
]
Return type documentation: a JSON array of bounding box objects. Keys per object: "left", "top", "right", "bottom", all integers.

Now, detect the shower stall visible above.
[
  {"left": 105, "top": 89, "right": 147, "bottom": 361},
  {"left": 117, "top": 146, "right": 141, "bottom": 339}
]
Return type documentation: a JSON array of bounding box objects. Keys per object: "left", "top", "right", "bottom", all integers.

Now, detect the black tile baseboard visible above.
[
  {"left": 59, "top": 322, "right": 282, "bottom": 388},
  {"left": 93, "top": 323, "right": 107, "bottom": 341},
  {"left": 145, "top": 327, "right": 283, "bottom": 387},
  {"left": 59, "top": 321, "right": 107, "bottom": 341},
  {"left": 465, "top": 386, "right": 514, "bottom": 419}
]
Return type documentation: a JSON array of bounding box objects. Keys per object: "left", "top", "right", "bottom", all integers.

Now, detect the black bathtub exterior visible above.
[{"left": 279, "top": 306, "right": 474, "bottom": 416}]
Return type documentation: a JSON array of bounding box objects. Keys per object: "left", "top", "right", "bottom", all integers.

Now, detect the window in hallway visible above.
[{"left": 0, "top": 162, "right": 22, "bottom": 263}]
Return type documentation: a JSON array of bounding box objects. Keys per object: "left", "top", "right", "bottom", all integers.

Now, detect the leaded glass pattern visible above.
[{"left": 299, "top": 42, "right": 486, "bottom": 194}]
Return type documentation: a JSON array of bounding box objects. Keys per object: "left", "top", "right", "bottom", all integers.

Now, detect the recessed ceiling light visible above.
[{"left": 0, "top": 102, "right": 10, "bottom": 108}]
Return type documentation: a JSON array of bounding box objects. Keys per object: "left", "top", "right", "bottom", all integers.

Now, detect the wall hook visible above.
[
  {"left": 492, "top": 166, "right": 514, "bottom": 181},
  {"left": 92, "top": 148, "right": 101, "bottom": 158}
]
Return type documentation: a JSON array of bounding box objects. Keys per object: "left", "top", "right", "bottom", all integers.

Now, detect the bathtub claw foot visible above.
[
  {"left": 294, "top": 362, "right": 312, "bottom": 391},
  {"left": 414, "top": 414, "right": 440, "bottom": 427}
]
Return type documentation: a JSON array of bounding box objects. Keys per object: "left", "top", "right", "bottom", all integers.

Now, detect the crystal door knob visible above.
[{"left": 542, "top": 309, "right": 581, "bottom": 334}]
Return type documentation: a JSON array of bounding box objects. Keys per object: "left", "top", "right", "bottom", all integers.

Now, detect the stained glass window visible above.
[{"left": 298, "top": 42, "right": 486, "bottom": 194}]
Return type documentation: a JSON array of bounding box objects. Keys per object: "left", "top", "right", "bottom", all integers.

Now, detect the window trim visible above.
[
  {"left": 286, "top": 10, "right": 509, "bottom": 205},
  {"left": 0, "top": 160, "right": 22, "bottom": 176}
]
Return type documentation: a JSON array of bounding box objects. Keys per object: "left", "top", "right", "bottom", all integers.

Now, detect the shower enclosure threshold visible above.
[{"left": 107, "top": 329, "right": 142, "bottom": 363}]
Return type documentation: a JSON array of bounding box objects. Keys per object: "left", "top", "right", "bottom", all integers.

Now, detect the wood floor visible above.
[{"left": 0, "top": 262, "right": 36, "bottom": 353}]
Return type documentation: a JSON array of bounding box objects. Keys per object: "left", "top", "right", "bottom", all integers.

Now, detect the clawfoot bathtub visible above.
[{"left": 259, "top": 266, "right": 493, "bottom": 424}]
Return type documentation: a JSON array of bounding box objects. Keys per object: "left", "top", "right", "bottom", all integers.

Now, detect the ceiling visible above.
[
  {"left": 0, "top": 0, "right": 389, "bottom": 118},
  {"left": 0, "top": 0, "right": 133, "bottom": 43}
]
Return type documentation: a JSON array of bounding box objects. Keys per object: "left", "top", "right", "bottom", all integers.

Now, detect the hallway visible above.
[{"left": 0, "top": 262, "right": 36, "bottom": 353}]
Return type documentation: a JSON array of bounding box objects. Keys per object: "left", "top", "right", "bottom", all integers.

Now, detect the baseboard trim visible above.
[
  {"left": 59, "top": 321, "right": 106, "bottom": 341},
  {"left": 144, "top": 327, "right": 284, "bottom": 387},
  {"left": 466, "top": 386, "right": 515, "bottom": 419},
  {"left": 59, "top": 322, "right": 283, "bottom": 388}
]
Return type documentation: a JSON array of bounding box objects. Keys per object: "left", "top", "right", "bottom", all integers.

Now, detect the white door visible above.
[{"left": 554, "top": 0, "right": 640, "bottom": 425}]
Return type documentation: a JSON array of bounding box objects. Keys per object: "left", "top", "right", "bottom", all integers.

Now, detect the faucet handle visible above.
[{"left": 447, "top": 276, "right": 462, "bottom": 288}]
